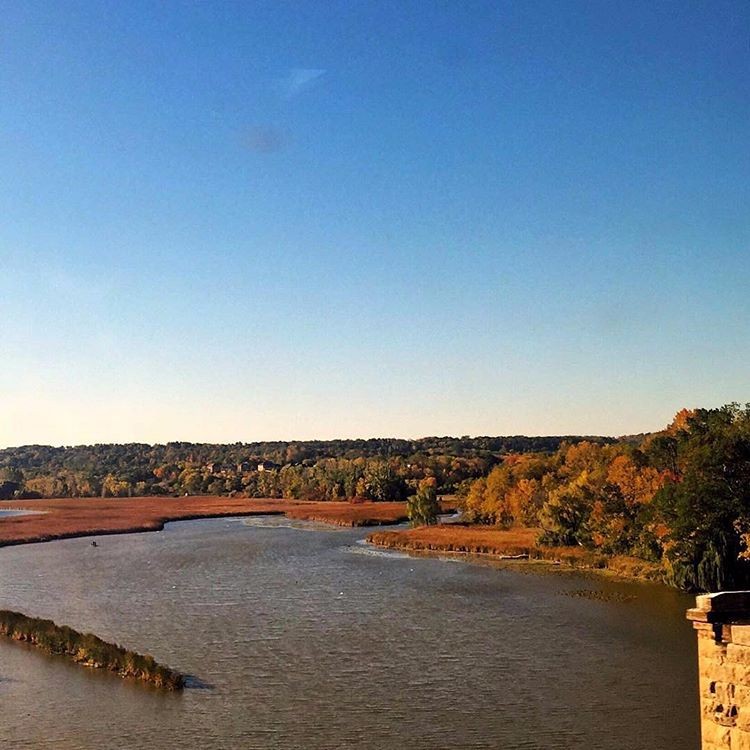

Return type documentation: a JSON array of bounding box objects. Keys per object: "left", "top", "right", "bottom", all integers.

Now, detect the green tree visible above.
[
  {"left": 407, "top": 478, "right": 440, "bottom": 527},
  {"left": 360, "top": 461, "right": 408, "bottom": 502},
  {"left": 537, "top": 478, "right": 595, "bottom": 546},
  {"left": 650, "top": 404, "right": 750, "bottom": 591}
]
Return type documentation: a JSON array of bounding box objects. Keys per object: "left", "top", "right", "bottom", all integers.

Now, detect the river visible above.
[{"left": 0, "top": 516, "right": 699, "bottom": 749}]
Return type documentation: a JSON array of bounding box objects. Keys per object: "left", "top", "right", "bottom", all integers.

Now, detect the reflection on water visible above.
[
  {"left": 241, "top": 516, "right": 349, "bottom": 532},
  {"left": 345, "top": 540, "right": 412, "bottom": 559},
  {"left": 0, "top": 517, "right": 699, "bottom": 749}
]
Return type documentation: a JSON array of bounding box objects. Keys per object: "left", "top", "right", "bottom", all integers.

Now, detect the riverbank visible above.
[
  {"left": 0, "top": 496, "right": 417, "bottom": 548},
  {"left": 0, "top": 609, "right": 184, "bottom": 689},
  {"left": 366, "top": 525, "right": 663, "bottom": 582}
]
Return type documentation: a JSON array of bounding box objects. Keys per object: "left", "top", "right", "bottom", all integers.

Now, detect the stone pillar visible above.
[{"left": 687, "top": 592, "right": 750, "bottom": 749}]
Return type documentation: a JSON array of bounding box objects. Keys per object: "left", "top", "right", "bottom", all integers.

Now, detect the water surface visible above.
[{"left": 0, "top": 517, "right": 699, "bottom": 749}]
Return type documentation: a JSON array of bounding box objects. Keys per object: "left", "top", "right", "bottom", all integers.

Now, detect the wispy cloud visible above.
[
  {"left": 278, "top": 68, "right": 325, "bottom": 100},
  {"left": 242, "top": 125, "right": 288, "bottom": 154}
]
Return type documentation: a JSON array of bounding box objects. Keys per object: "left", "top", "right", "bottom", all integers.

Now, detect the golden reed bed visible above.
[
  {"left": 366, "top": 525, "right": 662, "bottom": 581},
  {"left": 0, "top": 496, "right": 412, "bottom": 547}
]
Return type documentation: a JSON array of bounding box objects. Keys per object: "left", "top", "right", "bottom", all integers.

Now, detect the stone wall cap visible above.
[{"left": 687, "top": 591, "right": 750, "bottom": 623}]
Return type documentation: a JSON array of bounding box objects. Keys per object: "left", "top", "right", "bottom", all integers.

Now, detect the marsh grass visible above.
[
  {"left": 366, "top": 525, "right": 662, "bottom": 582},
  {"left": 0, "top": 610, "right": 184, "bottom": 690}
]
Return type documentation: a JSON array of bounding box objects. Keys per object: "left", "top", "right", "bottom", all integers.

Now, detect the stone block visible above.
[
  {"left": 701, "top": 658, "right": 728, "bottom": 679},
  {"left": 703, "top": 720, "right": 732, "bottom": 746},
  {"left": 737, "top": 710, "right": 750, "bottom": 734},
  {"left": 730, "top": 727, "right": 750, "bottom": 750},
  {"left": 727, "top": 645, "right": 750, "bottom": 667},
  {"left": 701, "top": 638, "right": 726, "bottom": 656},
  {"left": 715, "top": 664, "right": 743, "bottom": 686}
]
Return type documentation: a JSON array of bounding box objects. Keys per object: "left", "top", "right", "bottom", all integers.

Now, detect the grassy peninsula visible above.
[
  {"left": 366, "top": 526, "right": 662, "bottom": 581},
  {"left": 0, "top": 610, "right": 184, "bottom": 690}
]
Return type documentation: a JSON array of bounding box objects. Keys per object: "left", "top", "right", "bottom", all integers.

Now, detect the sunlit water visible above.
[{"left": 0, "top": 517, "right": 699, "bottom": 749}]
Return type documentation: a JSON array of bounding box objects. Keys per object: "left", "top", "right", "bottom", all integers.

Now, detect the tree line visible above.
[{"left": 0, "top": 435, "right": 609, "bottom": 501}]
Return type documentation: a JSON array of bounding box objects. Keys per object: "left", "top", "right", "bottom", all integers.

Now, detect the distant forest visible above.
[{"left": 0, "top": 435, "right": 613, "bottom": 502}]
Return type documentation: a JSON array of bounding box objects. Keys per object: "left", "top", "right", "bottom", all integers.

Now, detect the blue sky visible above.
[{"left": 1, "top": 0, "right": 748, "bottom": 446}]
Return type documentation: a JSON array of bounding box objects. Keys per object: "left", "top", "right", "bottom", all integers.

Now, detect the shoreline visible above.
[
  {"left": 0, "top": 497, "right": 661, "bottom": 586},
  {"left": 365, "top": 526, "right": 664, "bottom": 584}
]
